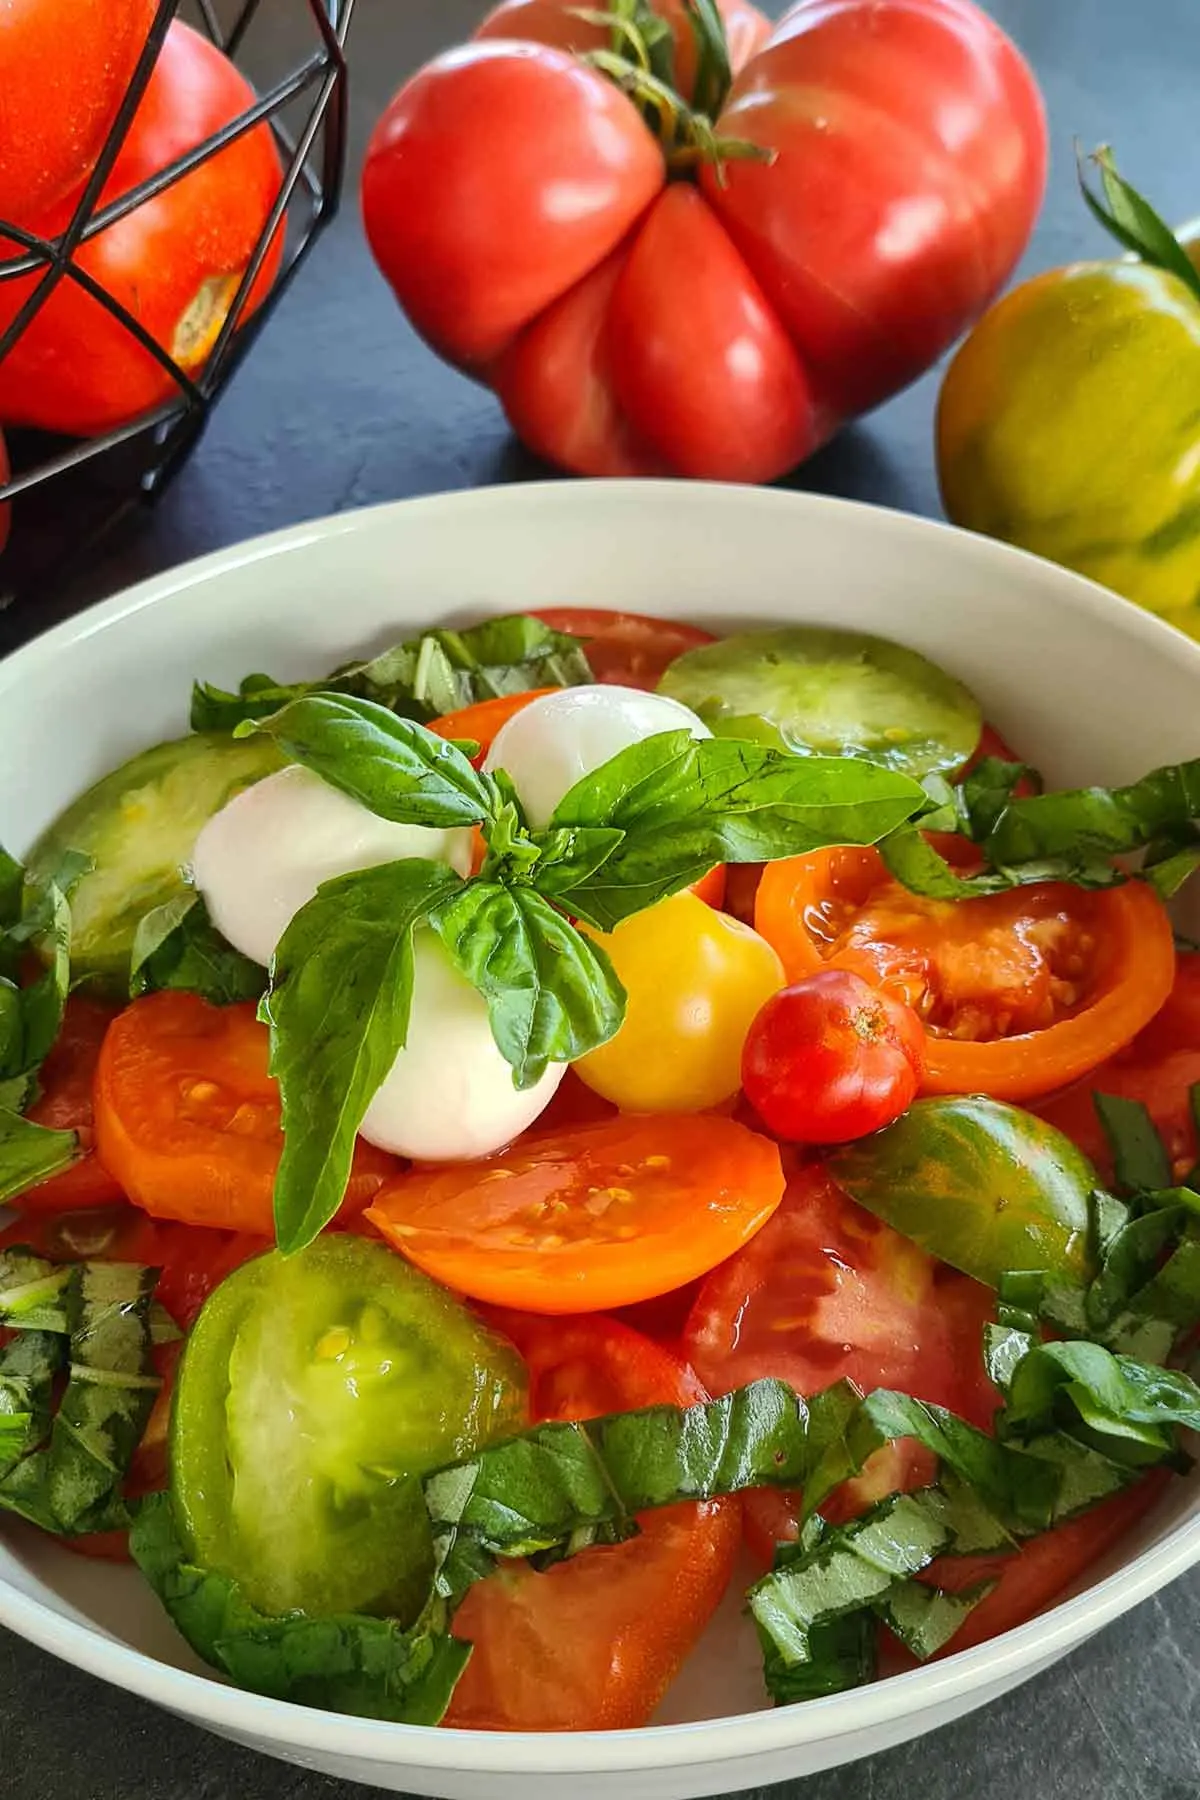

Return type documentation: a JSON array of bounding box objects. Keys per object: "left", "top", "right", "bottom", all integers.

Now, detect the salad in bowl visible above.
[{"left": 2, "top": 595, "right": 1200, "bottom": 1739}]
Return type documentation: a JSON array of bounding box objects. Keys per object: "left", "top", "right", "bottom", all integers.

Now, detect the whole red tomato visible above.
[
  {"left": 0, "top": 22, "right": 285, "bottom": 437},
  {"left": 0, "top": 1, "right": 157, "bottom": 225},
  {"left": 362, "top": 0, "right": 1046, "bottom": 482},
  {"left": 741, "top": 968, "right": 925, "bottom": 1144}
]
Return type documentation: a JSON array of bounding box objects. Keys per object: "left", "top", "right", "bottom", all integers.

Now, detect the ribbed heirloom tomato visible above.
[
  {"left": 0, "top": 23, "right": 284, "bottom": 436},
  {"left": 362, "top": 0, "right": 1045, "bottom": 481}
]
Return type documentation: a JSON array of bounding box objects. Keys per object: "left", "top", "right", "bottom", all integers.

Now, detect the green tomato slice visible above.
[
  {"left": 657, "top": 627, "right": 983, "bottom": 778},
  {"left": 170, "top": 1235, "right": 527, "bottom": 1621},
  {"left": 827, "top": 1096, "right": 1100, "bottom": 1291}
]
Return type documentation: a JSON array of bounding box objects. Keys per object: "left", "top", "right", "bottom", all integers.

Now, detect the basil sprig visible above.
[
  {"left": 244, "top": 695, "right": 926, "bottom": 1251},
  {"left": 130, "top": 893, "right": 264, "bottom": 1007},
  {"left": 881, "top": 754, "right": 1200, "bottom": 900},
  {"left": 192, "top": 613, "right": 594, "bottom": 732},
  {"left": 0, "top": 844, "right": 88, "bottom": 1114}
]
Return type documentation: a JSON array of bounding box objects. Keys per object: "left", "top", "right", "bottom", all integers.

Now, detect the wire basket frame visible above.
[{"left": 0, "top": 0, "right": 354, "bottom": 615}]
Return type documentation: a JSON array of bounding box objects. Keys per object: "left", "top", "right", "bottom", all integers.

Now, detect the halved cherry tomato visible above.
[
  {"left": 754, "top": 846, "right": 1175, "bottom": 1103},
  {"left": 741, "top": 968, "right": 925, "bottom": 1144},
  {"left": 532, "top": 609, "right": 716, "bottom": 689},
  {"left": 916, "top": 1469, "right": 1169, "bottom": 1656},
  {"left": 15, "top": 996, "right": 126, "bottom": 1213},
  {"left": 93, "top": 992, "right": 398, "bottom": 1235},
  {"left": 682, "top": 1164, "right": 998, "bottom": 1552},
  {"left": 428, "top": 689, "right": 558, "bottom": 762},
  {"left": 366, "top": 1113, "right": 785, "bottom": 1314},
  {"left": 446, "top": 1311, "right": 740, "bottom": 1730}
]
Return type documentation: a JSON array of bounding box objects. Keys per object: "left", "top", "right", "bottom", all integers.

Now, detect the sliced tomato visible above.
[
  {"left": 366, "top": 1113, "right": 784, "bottom": 1314},
  {"left": 532, "top": 608, "right": 716, "bottom": 689},
  {"left": 754, "top": 847, "right": 1175, "bottom": 1103},
  {"left": 428, "top": 689, "right": 557, "bottom": 762},
  {"left": 446, "top": 1312, "right": 740, "bottom": 1730},
  {"left": 14, "top": 997, "right": 126, "bottom": 1213},
  {"left": 93, "top": 992, "right": 399, "bottom": 1235},
  {"left": 1127, "top": 951, "right": 1200, "bottom": 1061},
  {"left": 682, "top": 1163, "right": 998, "bottom": 1554},
  {"left": 959, "top": 722, "right": 1037, "bottom": 793},
  {"left": 915, "top": 1470, "right": 1170, "bottom": 1656}
]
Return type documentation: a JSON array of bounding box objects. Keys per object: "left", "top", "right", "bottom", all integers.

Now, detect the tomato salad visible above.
[{"left": 3, "top": 608, "right": 1200, "bottom": 1731}]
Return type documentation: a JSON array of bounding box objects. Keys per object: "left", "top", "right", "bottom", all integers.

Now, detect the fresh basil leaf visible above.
[
  {"left": 1002, "top": 1339, "right": 1200, "bottom": 1448},
  {"left": 875, "top": 1577, "right": 997, "bottom": 1662},
  {"left": 958, "top": 755, "right": 1043, "bottom": 838},
  {"left": 986, "top": 758, "right": 1200, "bottom": 870},
  {"left": 0, "top": 1108, "right": 78, "bottom": 1206},
  {"left": 550, "top": 732, "right": 926, "bottom": 930},
  {"left": 0, "top": 1330, "right": 64, "bottom": 1479},
  {"left": 517, "top": 826, "right": 626, "bottom": 908},
  {"left": 0, "top": 1249, "right": 71, "bottom": 1332},
  {"left": 130, "top": 893, "right": 264, "bottom": 1006},
  {"left": 264, "top": 859, "right": 464, "bottom": 1254},
  {"left": 1078, "top": 145, "right": 1200, "bottom": 307},
  {"left": 193, "top": 615, "right": 593, "bottom": 733},
  {"left": 878, "top": 826, "right": 1008, "bottom": 898},
  {"left": 757, "top": 1606, "right": 877, "bottom": 1705},
  {"left": 0, "top": 847, "right": 21, "bottom": 933},
  {"left": 131, "top": 1493, "right": 467, "bottom": 1724},
  {"left": 238, "top": 694, "right": 495, "bottom": 829},
  {"left": 429, "top": 880, "right": 625, "bottom": 1089},
  {"left": 1144, "top": 840, "right": 1200, "bottom": 899},
  {"left": 1093, "top": 1092, "right": 1174, "bottom": 1195}
]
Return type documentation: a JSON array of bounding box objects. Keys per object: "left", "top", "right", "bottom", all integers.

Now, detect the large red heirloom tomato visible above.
[{"left": 361, "top": 0, "right": 1046, "bottom": 482}]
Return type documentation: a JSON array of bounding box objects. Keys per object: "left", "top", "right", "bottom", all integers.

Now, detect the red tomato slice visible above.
[
  {"left": 445, "top": 1312, "right": 740, "bottom": 1730},
  {"left": 531, "top": 608, "right": 716, "bottom": 689},
  {"left": 93, "top": 992, "right": 398, "bottom": 1235},
  {"left": 366, "top": 1113, "right": 785, "bottom": 1314},
  {"left": 916, "top": 1470, "right": 1170, "bottom": 1656},
  {"left": 15, "top": 996, "right": 126, "bottom": 1213},
  {"left": 754, "top": 846, "right": 1175, "bottom": 1103},
  {"left": 682, "top": 1163, "right": 998, "bottom": 1550}
]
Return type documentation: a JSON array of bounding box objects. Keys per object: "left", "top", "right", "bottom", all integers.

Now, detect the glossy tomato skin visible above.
[
  {"left": 15, "top": 996, "right": 126, "bottom": 1213},
  {"left": 94, "top": 991, "right": 398, "bottom": 1235},
  {"left": 364, "top": 0, "right": 1045, "bottom": 481},
  {"left": 0, "top": 23, "right": 284, "bottom": 436},
  {"left": 0, "top": 1, "right": 157, "bottom": 224},
  {"left": 445, "top": 1312, "right": 740, "bottom": 1730},
  {"left": 366, "top": 1112, "right": 785, "bottom": 1314},
  {"left": 683, "top": 1164, "right": 997, "bottom": 1546},
  {"left": 362, "top": 42, "right": 664, "bottom": 373},
  {"left": 742, "top": 968, "right": 925, "bottom": 1144},
  {"left": 575, "top": 891, "right": 785, "bottom": 1114},
  {"left": 704, "top": 0, "right": 1046, "bottom": 420},
  {"left": 474, "top": 0, "right": 771, "bottom": 103},
  {"left": 754, "top": 845, "right": 1176, "bottom": 1103}
]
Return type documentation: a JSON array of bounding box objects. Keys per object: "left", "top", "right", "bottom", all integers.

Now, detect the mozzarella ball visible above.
[
  {"left": 360, "top": 930, "right": 565, "bottom": 1160},
  {"left": 192, "top": 763, "right": 473, "bottom": 967},
  {"left": 483, "top": 684, "right": 711, "bottom": 829}
]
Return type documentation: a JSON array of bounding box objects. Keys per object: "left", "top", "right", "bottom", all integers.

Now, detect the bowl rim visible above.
[{"left": 3, "top": 475, "right": 1200, "bottom": 1775}]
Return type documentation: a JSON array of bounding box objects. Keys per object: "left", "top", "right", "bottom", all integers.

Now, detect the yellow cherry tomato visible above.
[{"left": 574, "top": 890, "right": 784, "bottom": 1113}]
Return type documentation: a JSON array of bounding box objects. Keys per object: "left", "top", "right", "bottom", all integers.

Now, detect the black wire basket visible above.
[{"left": 0, "top": 0, "right": 353, "bottom": 614}]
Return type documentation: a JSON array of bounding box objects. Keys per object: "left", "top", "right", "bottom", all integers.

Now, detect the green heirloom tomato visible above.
[
  {"left": 938, "top": 155, "right": 1200, "bottom": 638},
  {"left": 827, "top": 1096, "right": 1101, "bottom": 1291},
  {"left": 170, "top": 1234, "right": 527, "bottom": 1623}
]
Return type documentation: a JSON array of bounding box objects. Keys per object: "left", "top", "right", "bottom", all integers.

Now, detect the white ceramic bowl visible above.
[{"left": 2, "top": 480, "right": 1199, "bottom": 1799}]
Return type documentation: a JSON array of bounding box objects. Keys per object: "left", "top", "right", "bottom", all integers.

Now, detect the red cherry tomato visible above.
[
  {"left": 0, "top": 1, "right": 157, "bottom": 224},
  {"left": 362, "top": 0, "right": 1046, "bottom": 481},
  {"left": 0, "top": 23, "right": 284, "bottom": 435},
  {"left": 445, "top": 1312, "right": 740, "bottom": 1730},
  {"left": 12, "top": 996, "right": 126, "bottom": 1213},
  {"left": 742, "top": 968, "right": 925, "bottom": 1144}
]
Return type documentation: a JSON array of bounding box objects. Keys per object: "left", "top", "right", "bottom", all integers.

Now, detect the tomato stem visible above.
[{"left": 582, "top": 48, "right": 772, "bottom": 183}]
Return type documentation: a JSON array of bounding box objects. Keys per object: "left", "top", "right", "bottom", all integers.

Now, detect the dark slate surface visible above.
[{"left": 4, "top": 2, "right": 1200, "bottom": 1795}]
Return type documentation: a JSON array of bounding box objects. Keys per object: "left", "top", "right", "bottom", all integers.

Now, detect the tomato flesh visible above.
[
  {"left": 531, "top": 608, "right": 716, "bottom": 689},
  {"left": 94, "top": 992, "right": 398, "bottom": 1235},
  {"left": 366, "top": 1113, "right": 785, "bottom": 1314},
  {"left": 16, "top": 996, "right": 125, "bottom": 1213},
  {"left": 755, "top": 846, "right": 1175, "bottom": 1102},
  {"left": 446, "top": 1312, "right": 740, "bottom": 1731}
]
